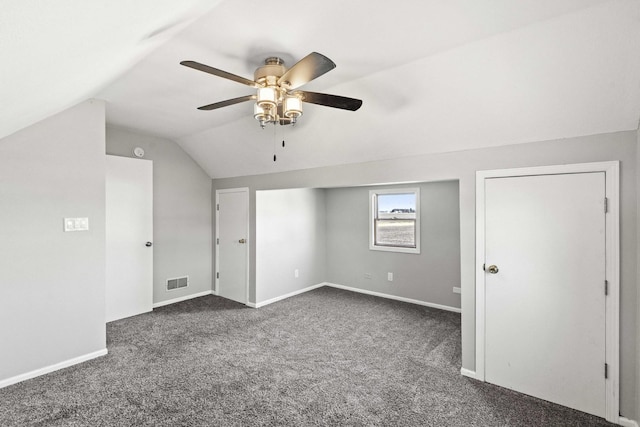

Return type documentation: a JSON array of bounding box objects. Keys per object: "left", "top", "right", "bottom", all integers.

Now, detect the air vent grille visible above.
[{"left": 167, "top": 276, "right": 189, "bottom": 291}]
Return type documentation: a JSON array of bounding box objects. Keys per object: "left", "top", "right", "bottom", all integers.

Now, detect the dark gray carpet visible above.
[{"left": 0, "top": 287, "right": 614, "bottom": 426}]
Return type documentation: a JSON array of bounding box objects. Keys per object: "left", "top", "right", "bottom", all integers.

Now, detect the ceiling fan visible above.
[{"left": 180, "top": 52, "right": 363, "bottom": 128}]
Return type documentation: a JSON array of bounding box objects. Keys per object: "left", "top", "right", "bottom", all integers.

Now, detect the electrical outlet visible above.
[
  {"left": 364, "top": 273, "right": 372, "bottom": 279},
  {"left": 294, "top": 269, "right": 299, "bottom": 278},
  {"left": 387, "top": 272, "right": 393, "bottom": 282}
]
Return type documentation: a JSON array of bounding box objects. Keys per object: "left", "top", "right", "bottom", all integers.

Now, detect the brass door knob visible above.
[{"left": 487, "top": 265, "right": 499, "bottom": 274}]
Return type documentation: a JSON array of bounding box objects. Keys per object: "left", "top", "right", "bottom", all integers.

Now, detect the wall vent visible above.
[{"left": 167, "top": 276, "right": 189, "bottom": 291}]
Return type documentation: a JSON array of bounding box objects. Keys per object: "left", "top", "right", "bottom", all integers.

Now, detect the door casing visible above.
[
  {"left": 474, "top": 161, "right": 619, "bottom": 423},
  {"left": 215, "top": 187, "right": 250, "bottom": 304}
]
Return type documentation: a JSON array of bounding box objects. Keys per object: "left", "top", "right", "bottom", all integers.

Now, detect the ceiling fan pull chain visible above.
[
  {"left": 282, "top": 120, "right": 287, "bottom": 148},
  {"left": 273, "top": 122, "right": 277, "bottom": 162}
]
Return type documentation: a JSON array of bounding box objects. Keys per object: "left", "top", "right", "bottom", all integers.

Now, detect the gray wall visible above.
[
  {"left": 256, "top": 188, "right": 326, "bottom": 303},
  {"left": 211, "top": 130, "right": 637, "bottom": 419},
  {"left": 0, "top": 100, "right": 107, "bottom": 382},
  {"left": 325, "top": 182, "right": 461, "bottom": 309},
  {"left": 106, "top": 127, "right": 212, "bottom": 305}
]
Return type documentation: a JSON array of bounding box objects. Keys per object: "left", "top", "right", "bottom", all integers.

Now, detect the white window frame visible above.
[{"left": 369, "top": 188, "right": 420, "bottom": 254}]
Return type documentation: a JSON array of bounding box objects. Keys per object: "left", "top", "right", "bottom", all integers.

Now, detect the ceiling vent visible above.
[{"left": 167, "top": 276, "right": 189, "bottom": 291}]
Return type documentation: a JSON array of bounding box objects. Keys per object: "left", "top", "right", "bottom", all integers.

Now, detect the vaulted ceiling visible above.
[{"left": 3, "top": 0, "right": 639, "bottom": 178}]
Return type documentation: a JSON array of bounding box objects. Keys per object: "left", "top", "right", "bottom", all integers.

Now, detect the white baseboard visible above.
[
  {"left": 153, "top": 290, "right": 213, "bottom": 308},
  {"left": 0, "top": 348, "right": 108, "bottom": 389},
  {"left": 619, "top": 417, "right": 639, "bottom": 427},
  {"left": 324, "top": 282, "right": 462, "bottom": 313},
  {"left": 253, "top": 283, "right": 326, "bottom": 308},
  {"left": 460, "top": 368, "right": 481, "bottom": 380}
]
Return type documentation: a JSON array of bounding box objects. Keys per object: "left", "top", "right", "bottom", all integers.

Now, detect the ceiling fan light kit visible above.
[{"left": 181, "top": 52, "right": 362, "bottom": 129}]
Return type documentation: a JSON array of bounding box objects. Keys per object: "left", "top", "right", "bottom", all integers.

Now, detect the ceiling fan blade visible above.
[
  {"left": 197, "top": 95, "right": 256, "bottom": 111},
  {"left": 181, "top": 60, "right": 261, "bottom": 88},
  {"left": 296, "top": 91, "right": 363, "bottom": 111},
  {"left": 278, "top": 52, "right": 336, "bottom": 89}
]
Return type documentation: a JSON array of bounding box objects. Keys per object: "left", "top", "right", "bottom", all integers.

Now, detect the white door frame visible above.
[
  {"left": 215, "top": 187, "right": 250, "bottom": 304},
  {"left": 475, "top": 161, "right": 619, "bottom": 423}
]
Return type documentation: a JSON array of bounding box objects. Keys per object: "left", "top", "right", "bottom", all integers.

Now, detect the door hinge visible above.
[
  {"left": 604, "top": 280, "right": 608, "bottom": 296},
  {"left": 217, "top": 204, "right": 219, "bottom": 211},
  {"left": 604, "top": 197, "right": 608, "bottom": 213},
  {"left": 216, "top": 238, "right": 219, "bottom": 245},
  {"left": 604, "top": 363, "right": 608, "bottom": 379},
  {"left": 216, "top": 272, "right": 219, "bottom": 279}
]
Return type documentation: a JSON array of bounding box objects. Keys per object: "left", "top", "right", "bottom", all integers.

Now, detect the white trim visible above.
[
  {"left": 215, "top": 187, "right": 250, "bottom": 305},
  {"left": 152, "top": 290, "right": 213, "bottom": 308},
  {"left": 460, "top": 368, "right": 480, "bottom": 380},
  {"left": 619, "top": 417, "right": 639, "bottom": 427},
  {"left": 0, "top": 349, "right": 108, "bottom": 389},
  {"left": 325, "top": 282, "right": 461, "bottom": 313},
  {"left": 475, "top": 161, "right": 620, "bottom": 424},
  {"left": 245, "top": 301, "right": 257, "bottom": 308},
  {"left": 253, "top": 283, "right": 325, "bottom": 308}
]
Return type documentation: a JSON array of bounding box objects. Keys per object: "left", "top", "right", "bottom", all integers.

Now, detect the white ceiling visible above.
[
  {"left": 4, "top": 0, "right": 639, "bottom": 178},
  {"left": 0, "top": 0, "right": 225, "bottom": 141}
]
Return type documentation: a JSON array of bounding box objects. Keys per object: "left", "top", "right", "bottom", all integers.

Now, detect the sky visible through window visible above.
[{"left": 377, "top": 193, "right": 416, "bottom": 213}]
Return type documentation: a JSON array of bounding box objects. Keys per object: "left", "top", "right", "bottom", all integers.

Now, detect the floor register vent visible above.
[{"left": 167, "top": 276, "right": 189, "bottom": 291}]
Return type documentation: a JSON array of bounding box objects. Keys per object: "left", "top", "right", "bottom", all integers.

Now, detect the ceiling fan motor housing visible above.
[{"left": 254, "top": 58, "right": 286, "bottom": 86}]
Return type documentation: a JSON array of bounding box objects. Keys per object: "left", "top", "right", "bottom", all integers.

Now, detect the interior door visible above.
[
  {"left": 106, "top": 155, "right": 153, "bottom": 322},
  {"left": 216, "top": 188, "right": 248, "bottom": 304},
  {"left": 484, "top": 172, "right": 606, "bottom": 417}
]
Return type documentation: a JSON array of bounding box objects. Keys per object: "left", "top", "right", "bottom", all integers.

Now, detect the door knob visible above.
[
  {"left": 487, "top": 265, "right": 499, "bottom": 274},
  {"left": 238, "top": 239, "right": 246, "bottom": 244},
  {"left": 145, "top": 242, "right": 153, "bottom": 247}
]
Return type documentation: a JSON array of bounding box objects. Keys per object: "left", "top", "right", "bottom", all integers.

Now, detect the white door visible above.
[
  {"left": 484, "top": 172, "right": 606, "bottom": 417},
  {"left": 106, "top": 155, "right": 153, "bottom": 322},
  {"left": 216, "top": 188, "right": 249, "bottom": 304}
]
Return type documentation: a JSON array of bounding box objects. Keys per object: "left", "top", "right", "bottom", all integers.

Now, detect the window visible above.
[{"left": 369, "top": 188, "right": 420, "bottom": 254}]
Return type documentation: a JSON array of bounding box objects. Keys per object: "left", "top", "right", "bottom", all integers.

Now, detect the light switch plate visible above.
[{"left": 64, "top": 217, "right": 89, "bottom": 232}]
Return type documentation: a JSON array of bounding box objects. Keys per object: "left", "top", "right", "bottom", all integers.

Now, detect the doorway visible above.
[
  {"left": 215, "top": 188, "right": 249, "bottom": 304},
  {"left": 105, "top": 155, "right": 153, "bottom": 322},
  {"left": 475, "top": 162, "right": 619, "bottom": 423}
]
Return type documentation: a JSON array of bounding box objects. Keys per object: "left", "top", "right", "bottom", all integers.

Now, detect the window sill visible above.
[{"left": 369, "top": 244, "right": 420, "bottom": 254}]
